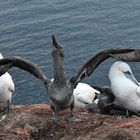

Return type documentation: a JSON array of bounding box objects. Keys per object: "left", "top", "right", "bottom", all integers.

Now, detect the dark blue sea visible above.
[{"left": 0, "top": 0, "right": 140, "bottom": 104}]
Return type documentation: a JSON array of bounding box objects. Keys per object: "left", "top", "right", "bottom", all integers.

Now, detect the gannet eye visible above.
[
  {"left": 8, "top": 88, "right": 14, "bottom": 93},
  {"left": 124, "top": 71, "right": 131, "bottom": 75}
]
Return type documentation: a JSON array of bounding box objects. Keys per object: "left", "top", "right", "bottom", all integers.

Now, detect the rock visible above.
[{"left": 0, "top": 104, "right": 140, "bottom": 140}]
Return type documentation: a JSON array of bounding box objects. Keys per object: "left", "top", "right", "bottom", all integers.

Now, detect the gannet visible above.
[
  {"left": 109, "top": 61, "right": 140, "bottom": 115},
  {"left": 73, "top": 82, "right": 100, "bottom": 108},
  {"left": 0, "top": 36, "right": 139, "bottom": 120},
  {"left": 0, "top": 53, "right": 15, "bottom": 114}
]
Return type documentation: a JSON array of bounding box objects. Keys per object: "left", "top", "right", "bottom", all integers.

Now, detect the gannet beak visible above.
[
  {"left": 12, "top": 91, "right": 15, "bottom": 96},
  {"left": 124, "top": 71, "right": 139, "bottom": 86},
  {"left": 52, "top": 35, "right": 59, "bottom": 48},
  {"left": 52, "top": 35, "right": 64, "bottom": 57}
]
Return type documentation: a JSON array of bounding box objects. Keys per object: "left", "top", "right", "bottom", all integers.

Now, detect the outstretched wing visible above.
[
  {"left": 71, "top": 48, "right": 140, "bottom": 86},
  {"left": 0, "top": 56, "right": 50, "bottom": 84}
]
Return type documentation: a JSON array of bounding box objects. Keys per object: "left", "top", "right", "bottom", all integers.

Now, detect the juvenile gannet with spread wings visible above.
[{"left": 0, "top": 35, "right": 140, "bottom": 120}]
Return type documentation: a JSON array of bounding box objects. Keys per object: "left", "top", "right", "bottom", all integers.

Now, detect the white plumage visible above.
[
  {"left": 109, "top": 61, "right": 140, "bottom": 113},
  {"left": 0, "top": 53, "right": 15, "bottom": 103},
  {"left": 73, "top": 82, "right": 100, "bottom": 108}
]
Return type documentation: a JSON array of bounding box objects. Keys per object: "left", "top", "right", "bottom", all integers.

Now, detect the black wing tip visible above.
[{"left": 96, "top": 48, "right": 139, "bottom": 56}]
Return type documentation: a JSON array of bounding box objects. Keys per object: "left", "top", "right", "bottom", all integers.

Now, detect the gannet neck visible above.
[
  {"left": 52, "top": 50, "right": 66, "bottom": 86},
  {"left": 52, "top": 36, "right": 66, "bottom": 86}
]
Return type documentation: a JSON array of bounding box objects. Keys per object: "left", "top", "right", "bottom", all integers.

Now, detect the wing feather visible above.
[
  {"left": 71, "top": 48, "right": 140, "bottom": 86},
  {"left": 0, "top": 56, "right": 50, "bottom": 84}
]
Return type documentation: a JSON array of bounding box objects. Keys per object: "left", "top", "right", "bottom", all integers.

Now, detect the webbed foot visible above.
[
  {"left": 84, "top": 103, "right": 98, "bottom": 110},
  {"left": 0, "top": 101, "right": 10, "bottom": 116},
  {"left": 67, "top": 115, "right": 82, "bottom": 122},
  {"left": 51, "top": 114, "right": 62, "bottom": 121},
  {"left": 0, "top": 107, "right": 10, "bottom": 115}
]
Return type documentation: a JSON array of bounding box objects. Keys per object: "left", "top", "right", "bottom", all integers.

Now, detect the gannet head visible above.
[
  {"left": 109, "top": 61, "right": 131, "bottom": 78},
  {"left": 52, "top": 35, "right": 64, "bottom": 57},
  {"left": 109, "top": 61, "right": 139, "bottom": 86},
  {"left": 110, "top": 61, "right": 131, "bottom": 73}
]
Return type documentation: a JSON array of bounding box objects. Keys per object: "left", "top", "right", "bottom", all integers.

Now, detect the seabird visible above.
[
  {"left": 73, "top": 82, "right": 100, "bottom": 108},
  {"left": 0, "top": 53, "right": 15, "bottom": 114},
  {"left": 109, "top": 61, "right": 140, "bottom": 116},
  {"left": 92, "top": 85, "right": 127, "bottom": 115},
  {"left": 0, "top": 36, "right": 140, "bottom": 120}
]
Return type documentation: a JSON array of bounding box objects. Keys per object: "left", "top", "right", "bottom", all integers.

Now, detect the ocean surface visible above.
[{"left": 0, "top": 0, "right": 140, "bottom": 105}]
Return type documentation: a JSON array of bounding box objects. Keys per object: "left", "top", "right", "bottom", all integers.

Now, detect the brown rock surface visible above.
[{"left": 0, "top": 104, "right": 140, "bottom": 140}]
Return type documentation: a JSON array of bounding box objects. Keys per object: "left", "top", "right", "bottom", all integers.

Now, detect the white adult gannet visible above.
[
  {"left": 0, "top": 53, "right": 15, "bottom": 114},
  {"left": 73, "top": 82, "right": 100, "bottom": 108},
  {"left": 109, "top": 61, "right": 140, "bottom": 114}
]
